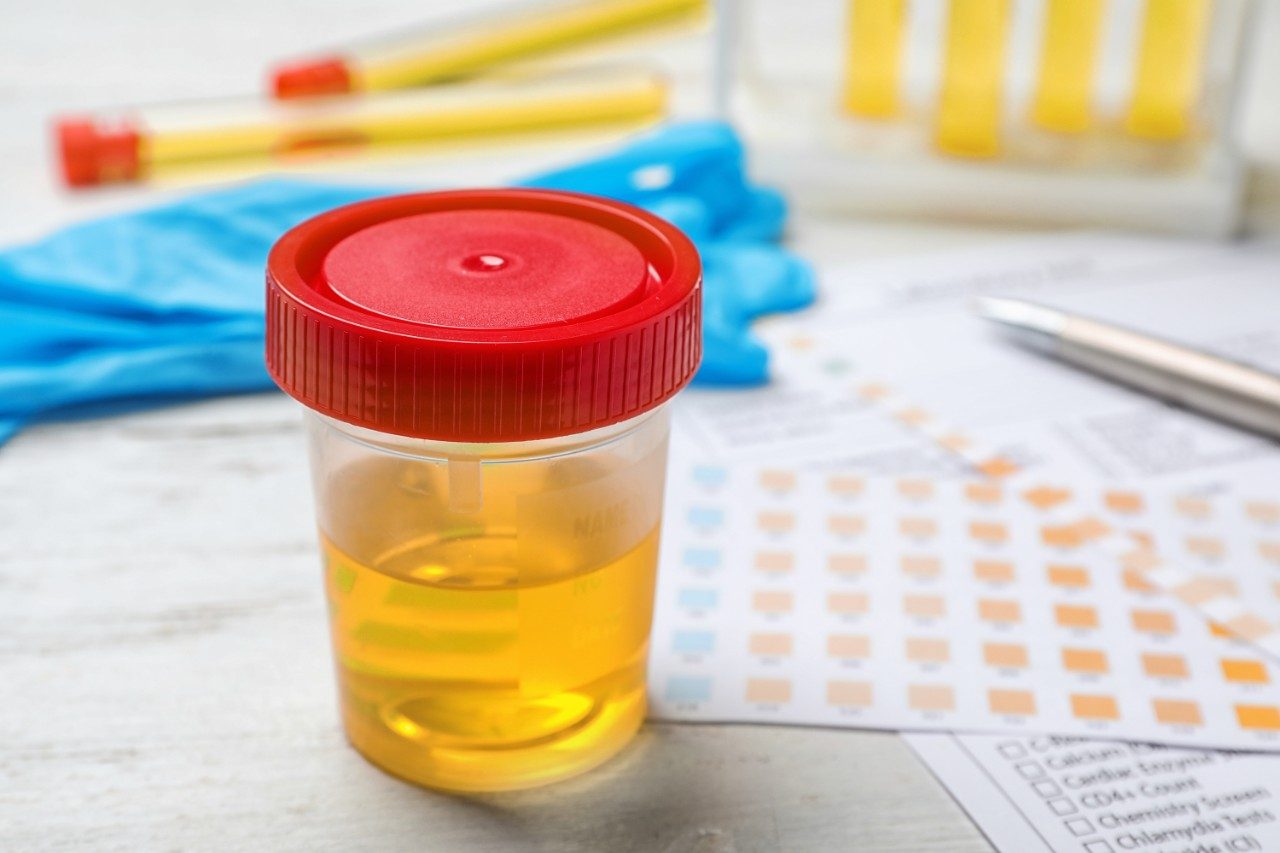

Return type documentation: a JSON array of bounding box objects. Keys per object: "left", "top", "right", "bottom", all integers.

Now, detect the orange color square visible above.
[
  {"left": 754, "top": 551, "right": 795, "bottom": 573},
  {"left": 938, "top": 433, "right": 972, "bottom": 452},
  {"left": 969, "top": 520, "right": 1008, "bottom": 544},
  {"left": 1142, "top": 653, "right": 1189, "bottom": 679},
  {"left": 1236, "top": 705, "right": 1280, "bottom": 730},
  {"left": 1173, "top": 576, "right": 1238, "bottom": 605},
  {"left": 984, "top": 642, "right": 1028, "bottom": 668},
  {"left": 1223, "top": 613, "right": 1274, "bottom": 641},
  {"left": 1246, "top": 501, "right": 1280, "bottom": 525},
  {"left": 905, "top": 637, "right": 950, "bottom": 663},
  {"left": 1023, "top": 485, "right": 1072, "bottom": 510},
  {"left": 976, "top": 456, "right": 1019, "bottom": 478},
  {"left": 1153, "top": 699, "right": 1202, "bottom": 726},
  {"left": 827, "top": 680, "right": 873, "bottom": 708},
  {"left": 752, "top": 591, "right": 793, "bottom": 614},
  {"left": 989, "top": 689, "right": 1036, "bottom": 716},
  {"left": 1042, "top": 524, "right": 1083, "bottom": 549},
  {"left": 978, "top": 598, "right": 1022, "bottom": 623},
  {"left": 757, "top": 510, "right": 796, "bottom": 534},
  {"left": 899, "top": 517, "right": 938, "bottom": 539},
  {"left": 827, "top": 634, "right": 871, "bottom": 659},
  {"left": 1209, "top": 621, "right": 1232, "bottom": 638},
  {"left": 1056, "top": 604, "right": 1099, "bottom": 629},
  {"left": 1273, "top": 580, "right": 1280, "bottom": 600},
  {"left": 827, "top": 475, "right": 864, "bottom": 497},
  {"left": 1071, "top": 693, "right": 1120, "bottom": 721},
  {"left": 1047, "top": 565, "right": 1091, "bottom": 588},
  {"left": 1174, "top": 496, "right": 1211, "bottom": 519},
  {"left": 903, "top": 594, "right": 945, "bottom": 618},
  {"left": 828, "top": 592, "right": 869, "bottom": 615},
  {"left": 746, "top": 678, "right": 792, "bottom": 704},
  {"left": 1105, "top": 491, "right": 1145, "bottom": 514},
  {"left": 1131, "top": 609, "right": 1176, "bottom": 634},
  {"left": 828, "top": 553, "right": 867, "bottom": 575},
  {"left": 828, "top": 514, "right": 866, "bottom": 537},
  {"left": 895, "top": 407, "right": 931, "bottom": 426},
  {"left": 1062, "top": 648, "right": 1109, "bottom": 674},
  {"left": 857, "top": 382, "right": 890, "bottom": 400},
  {"left": 1260, "top": 541, "right": 1280, "bottom": 565},
  {"left": 965, "top": 482, "right": 1002, "bottom": 504},
  {"left": 1186, "top": 536, "right": 1225, "bottom": 560},
  {"left": 1233, "top": 701, "right": 1280, "bottom": 727},
  {"left": 749, "top": 632, "right": 793, "bottom": 656},
  {"left": 759, "top": 469, "right": 796, "bottom": 492},
  {"left": 901, "top": 555, "right": 942, "bottom": 578},
  {"left": 908, "top": 684, "right": 955, "bottom": 712},
  {"left": 897, "top": 479, "right": 934, "bottom": 501},
  {"left": 974, "top": 559, "right": 1015, "bottom": 583},
  {"left": 1221, "top": 659, "right": 1270, "bottom": 684}
]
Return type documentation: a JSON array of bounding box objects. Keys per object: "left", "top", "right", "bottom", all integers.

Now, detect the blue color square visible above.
[
  {"left": 683, "top": 547, "right": 722, "bottom": 569},
  {"left": 673, "top": 630, "right": 716, "bottom": 653},
  {"left": 678, "top": 588, "right": 719, "bottom": 609},
  {"left": 665, "top": 675, "right": 713, "bottom": 703}
]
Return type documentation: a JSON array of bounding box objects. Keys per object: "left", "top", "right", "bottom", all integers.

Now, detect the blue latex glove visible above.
[{"left": 0, "top": 121, "right": 814, "bottom": 445}]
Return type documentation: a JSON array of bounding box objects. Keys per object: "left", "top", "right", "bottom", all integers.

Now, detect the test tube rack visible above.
[{"left": 716, "top": 0, "right": 1256, "bottom": 236}]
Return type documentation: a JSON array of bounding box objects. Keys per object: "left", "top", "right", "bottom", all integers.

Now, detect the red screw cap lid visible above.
[{"left": 266, "top": 189, "right": 702, "bottom": 442}]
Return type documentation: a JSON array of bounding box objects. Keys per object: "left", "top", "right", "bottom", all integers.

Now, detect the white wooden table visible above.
[{"left": 4, "top": 2, "right": 1278, "bottom": 849}]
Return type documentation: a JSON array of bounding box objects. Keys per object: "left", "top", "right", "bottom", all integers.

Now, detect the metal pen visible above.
[{"left": 977, "top": 296, "right": 1280, "bottom": 440}]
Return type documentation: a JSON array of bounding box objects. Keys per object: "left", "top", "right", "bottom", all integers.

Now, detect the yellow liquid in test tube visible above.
[
  {"left": 1126, "top": 0, "right": 1212, "bottom": 139},
  {"left": 139, "top": 71, "right": 666, "bottom": 179},
  {"left": 356, "top": 0, "right": 707, "bottom": 92},
  {"left": 1032, "top": 0, "right": 1106, "bottom": 133},
  {"left": 842, "top": 0, "right": 907, "bottom": 117},
  {"left": 936, "top": 0, "right": 1011, "bottom": 157},
  {"left": 320, "top": 450, "right": 663, "bottom": 791}
]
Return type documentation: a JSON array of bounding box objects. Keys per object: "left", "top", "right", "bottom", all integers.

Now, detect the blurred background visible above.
[{"left": 5, "top": 0, "right": 1279, "bottom": 241}]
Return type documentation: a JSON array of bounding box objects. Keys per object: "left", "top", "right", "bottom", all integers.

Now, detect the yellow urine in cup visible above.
[
  {"left": 841, "top": 0, "right": 907, "bottom": 118},
  {"left": 1031, "top": 0, "right": 1106, "bottom": 133},
  {"left": 1125, "top": 0, "right": 1212, "bottom": 140},
  {"left": 936, "top": 0, "right": 1011, "bottom": 158},
  {"left": 321, "top": 455, "right": 660, "bottom": 792}
]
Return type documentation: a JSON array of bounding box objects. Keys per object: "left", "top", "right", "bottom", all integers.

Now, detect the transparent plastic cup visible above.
[
  {"left": 266, "top": 189, "right": 701, "bottom": 791},
  {"left": 309, "top": 407, "right": 672, "bottom": 790}
]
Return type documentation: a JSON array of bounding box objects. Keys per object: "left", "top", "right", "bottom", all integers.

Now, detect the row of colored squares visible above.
[
  {"left": 662, "top": 677, "right": 1280, "bottom": 730},
  {"left": 683, "top": 550, "right": 1230, "bottom": 592},
  {"left": 672, "top": 629, "right": 1273, "bottom": 683},
  {"left": 690, "top": 513, "right": 1279, "bottom": 560},
  {"left": 693, "top": 467, "right": 1280, "bottom": 524},
  {"left": 690, "top": 512, "right": 1015, "bottom": 543},
  {"left": 686, "top": 587, "right": 1183, "bottom": 631}
]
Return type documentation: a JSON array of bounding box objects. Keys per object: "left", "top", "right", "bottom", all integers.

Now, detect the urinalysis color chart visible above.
[{"left": 647, "top": 464, "right": 1280, "bottom": 751}]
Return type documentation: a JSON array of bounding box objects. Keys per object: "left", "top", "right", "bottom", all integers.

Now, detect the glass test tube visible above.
[
  {"left": 936, "top": 0, "right": 1011, "bottom": 158},
  {"left": 1126, "top": 0, "right": 1212, "bottom": 139},
  {"left": 271, "top": 0, "right": 707, "bottom": 99},
  {"left": 1031, "top": 0, "right": 1106, "bottom": 133},
  {"left": 841, "top": 0, "right": 907, "bottom": 118},
  {"left": 56, "top": 69, "right": 667, "bottom": 187}
]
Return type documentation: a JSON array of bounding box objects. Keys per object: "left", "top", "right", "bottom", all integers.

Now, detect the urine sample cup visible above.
[{"left": 265, "top": 188, "right": 701, "bottom": 791}]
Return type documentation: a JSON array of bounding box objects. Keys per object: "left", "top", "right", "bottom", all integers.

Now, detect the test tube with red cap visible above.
[
  {"left": 270, "top": 0, "right": 706, "bottom": 99},
  {"left": 54, "top": 69, "right": 667, "bottom": 188}
]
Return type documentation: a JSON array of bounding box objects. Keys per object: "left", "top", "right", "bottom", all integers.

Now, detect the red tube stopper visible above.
[
  {"left": 55, "top": 118, "right": 142, "bottom": 188},
  {"left": 271, "top": 57, "right": 353, "bottom": 99}
]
